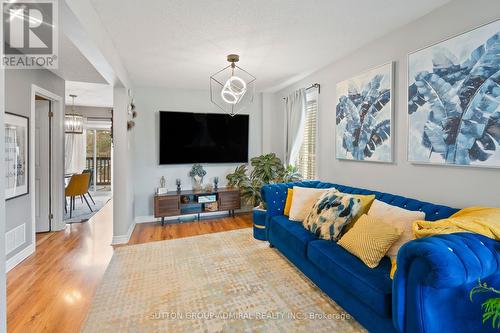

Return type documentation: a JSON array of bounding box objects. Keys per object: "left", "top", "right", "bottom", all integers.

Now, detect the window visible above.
[{"left": 295, "top": 91, "right": 318, "bottom": 179}]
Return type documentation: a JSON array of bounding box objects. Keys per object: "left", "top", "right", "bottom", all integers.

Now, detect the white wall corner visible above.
[
  {"left": 6, "top": 243, "right": 35, "bottom": 272},
  {"left": 111, "top": 220, "right": 136, "bottom": 245}
]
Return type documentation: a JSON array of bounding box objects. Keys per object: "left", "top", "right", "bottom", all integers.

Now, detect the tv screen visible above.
[{"left": 159, "top": 111, "right": 249, "bottom": 164}]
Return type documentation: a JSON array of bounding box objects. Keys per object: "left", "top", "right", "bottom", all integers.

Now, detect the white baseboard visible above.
[
  {"left": 135, "top": 215, "right": 157, "bottom": 224},
  {"left": 6, "top": 243, "right": 35, "bottom": 272},
  {"left": 111, "top": 221, "right": 136, "bottom": 245}
]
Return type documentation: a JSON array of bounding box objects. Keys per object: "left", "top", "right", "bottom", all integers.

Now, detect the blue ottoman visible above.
[{"left": 252, "top": 209, "right": 267, "bottom": 241}]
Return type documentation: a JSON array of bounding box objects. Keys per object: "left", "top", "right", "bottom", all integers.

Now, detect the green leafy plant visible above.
[
  {"left": 249, "top": 153, "right": 284, "bottom": 184},
  {"left": 470, "top": 279, "right": 500, "bottom": 329},
  {"left": 279, "top": 164, "right": 302, "bottom": 183},
  {"left": 226, "top": 164, "right": 248, "bottom": 188},
  {"left": 226, "top": 153, "right": 303, "bottom": 208},
  {"left": 189, "top": 164, "right": 207, "bottom": 178}
]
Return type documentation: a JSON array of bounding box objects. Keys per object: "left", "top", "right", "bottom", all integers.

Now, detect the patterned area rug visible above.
[
  {"left": 83, "top": 228, "right": 366, "bottom": 332},
  {"left": 65, "top": 191, "right": 112, "bottom": 224}
]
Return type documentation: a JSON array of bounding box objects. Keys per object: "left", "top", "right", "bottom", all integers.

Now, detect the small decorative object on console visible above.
[
  {"left": 176, "top": 178, "right": 181, "bottom": 192},
  {"left": 205, "top": 202, "right": 218, "bottom": 212},
  {"left": 157, "top": 187, "right": 168, "bottom": 195},
  {"left": 189, "top": 164, "right": 206, "bottom": 191},
  {"left": 214, "top": 176, "right": 219, "bottom": 190},
  {"left": 198, "top": 194, "right": 216, "bottom": 203},
  {"left": 203, "top": 184, "right": 214, "bottom": 192},
  {"left": 157, "top": 176, "right": 168, "bottom": 194}
]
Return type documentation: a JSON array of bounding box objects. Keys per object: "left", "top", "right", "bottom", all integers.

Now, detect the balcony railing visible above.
[{"left": 86, "top": 157, "right": 111, "bottom": 185}]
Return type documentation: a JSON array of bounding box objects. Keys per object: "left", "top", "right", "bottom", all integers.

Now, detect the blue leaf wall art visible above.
[
  {"left": 336, "top": 62, "right": 393, "bottom": 162},
  {"left": 408, "top": 19, "right": 500, "bottom": 168}
]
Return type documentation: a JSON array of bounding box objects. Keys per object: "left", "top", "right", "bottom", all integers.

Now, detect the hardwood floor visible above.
[
  {"left": 129, "top": 214, "right": 252, "bottom": 245},
  {"left": 7, "top": 200, "right": 252, "bottom": 333}
]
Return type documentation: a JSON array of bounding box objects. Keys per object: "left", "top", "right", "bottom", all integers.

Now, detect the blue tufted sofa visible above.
[{"left": 261, "top": 181, "right": 500, "bottom": 333}]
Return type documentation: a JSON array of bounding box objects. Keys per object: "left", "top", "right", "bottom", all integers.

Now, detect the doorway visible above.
[
  {"left": 34, "top": 96, "right": 52, "bottom": 232},
  {"left": 30, "top": 84, "right": 65, "bottom": 248},
  {"left": 86, "top": 122, "right": 112, "bottom": 192},
  {"left": 64, "top": 115, "right": 113, "bottom": 223}
]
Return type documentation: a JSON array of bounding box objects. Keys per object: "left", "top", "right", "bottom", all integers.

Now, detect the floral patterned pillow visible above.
[{"left": 303, "top": 190, "right": 362, "bottom": 241}]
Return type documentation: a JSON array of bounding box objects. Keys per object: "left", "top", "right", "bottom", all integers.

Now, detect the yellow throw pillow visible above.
[
  {"left": 342, "top": 194, "right": 376, "bottom": 233},
  {"left": 390, "top": 259, "right": 397, "bottom": 279},
  {"left": 338, "top": 214, "right": 403, "bottom": 268},
  {"left": 284, "top": 188, "right": 293, "bottom": 216}
]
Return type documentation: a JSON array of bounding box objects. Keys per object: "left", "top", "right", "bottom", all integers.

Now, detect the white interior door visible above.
[{"left": 35, "top": 99, "right": 51, "bottom": 232}]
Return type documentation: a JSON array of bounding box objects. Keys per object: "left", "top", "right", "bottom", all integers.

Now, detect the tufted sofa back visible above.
[{"left": 261, "top": 181, "right": 459, "bottom": 221}]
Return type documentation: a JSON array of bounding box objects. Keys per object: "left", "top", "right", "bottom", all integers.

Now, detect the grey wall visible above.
[
  {"left": 270, "top": 0, "right": 500, "bottom": 208},
  {"left": 133, "top": 87, "right": 263, "bottom": 219},
  {"left": 112, "top": 86, "right": 136, "bottom": 240},
  {"left": 0, "top": 66, "right": 7, "bottom": 333},
  {"left": 5, "top": 69, "right": 65, "bottom": 260}
]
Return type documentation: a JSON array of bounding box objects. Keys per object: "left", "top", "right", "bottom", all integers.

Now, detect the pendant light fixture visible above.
[
  {"left": 65, "top": 94, "right": 84, "bottom": 134},
  {"left": 210, "top": 54, "right": 256, "bottom": 116}
]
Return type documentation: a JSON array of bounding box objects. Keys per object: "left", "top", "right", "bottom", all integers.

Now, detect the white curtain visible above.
[
  {"left": 64, "top": 119, "right": 87, "bottom": 174},
  {"left": 284, "top": 88, "right": 306, "bottom": 165}
]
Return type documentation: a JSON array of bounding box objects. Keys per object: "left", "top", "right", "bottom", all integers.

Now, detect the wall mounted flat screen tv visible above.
[{"left": 159, "top": 111, "right": 249, "bottom": 164}]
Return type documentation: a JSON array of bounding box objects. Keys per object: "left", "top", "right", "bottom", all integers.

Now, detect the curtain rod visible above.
[{"left": 282, "top": 83, "right": 320, "bottom": 100}]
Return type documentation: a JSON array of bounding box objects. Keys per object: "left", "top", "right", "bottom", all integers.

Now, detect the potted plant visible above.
[
  {"left": 226, "top": 153, "right": 302, "bottom": 209},
  {"left": 227, "top": 153, "right": 302, "bottom": 241},
  {"left": 189, "top": 164, "right": 207, "bottom": 191},
  {"left": 470, "top": 280, "right": 500, "bottom": 329}
]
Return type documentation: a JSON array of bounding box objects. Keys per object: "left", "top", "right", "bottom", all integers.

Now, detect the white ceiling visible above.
[
  {"left": 50, "top": 33, "right": 108, "bottom": 84},
  {"left": 65, "top": 81, "right": 113, "bottom": 107},
  {"left": 89, "top": 0, "right": 449, "bottom": 91}
]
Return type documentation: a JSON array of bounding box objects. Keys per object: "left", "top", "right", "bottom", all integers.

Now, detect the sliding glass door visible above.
[{"left": 86, "top": 129, "right": 112, "bottom": 192}]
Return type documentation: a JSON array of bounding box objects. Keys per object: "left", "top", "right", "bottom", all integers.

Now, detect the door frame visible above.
[{"left": 30, "top": 85, "right": 64, "bottom": 245}]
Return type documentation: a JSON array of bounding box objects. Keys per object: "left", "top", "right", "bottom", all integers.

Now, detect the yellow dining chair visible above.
[{"left": 65, "top": 173, "right": 92, "bottom": 218}]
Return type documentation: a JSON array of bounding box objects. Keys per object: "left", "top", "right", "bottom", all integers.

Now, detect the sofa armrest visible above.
[{"left": 393, "top": 233, "right": 500, "bottom": 333}]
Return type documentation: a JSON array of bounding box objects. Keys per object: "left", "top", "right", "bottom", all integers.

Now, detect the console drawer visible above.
[
  {"left": 218, "top": 191, "right": 241, "bottom": 210},
  {"left": 154, "top": 195, "right": 180, "bottom": 217}
]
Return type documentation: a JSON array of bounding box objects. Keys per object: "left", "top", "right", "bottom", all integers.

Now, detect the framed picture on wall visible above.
[
  {"left": 5, "top": 112, "right": 29, "bottom": 200},
  {"left": 335, "top": 62, "right": 393, "bottom": 162},
  {"left": 408, "top": 19, "right": 500, "bottom": 168}
]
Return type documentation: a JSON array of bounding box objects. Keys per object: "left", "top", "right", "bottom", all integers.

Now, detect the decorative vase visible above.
[
  {"left": 193, "top": 175, "right": 203, "bottom": 191},
  {"left": 189, "top": 164, "right": 207, "bottom": 191}
]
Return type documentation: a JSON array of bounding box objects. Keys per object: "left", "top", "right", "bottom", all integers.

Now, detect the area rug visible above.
[
  {"left": 65, "top": 191, "right": 112, "bottom": 224},
  {"left": 82, "top": 228, "right": 366, "bottom": 333}
]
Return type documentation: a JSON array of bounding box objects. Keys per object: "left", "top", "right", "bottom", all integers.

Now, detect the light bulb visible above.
[{"left": 220, "top": 76, "right": 247, "bottom": 105}]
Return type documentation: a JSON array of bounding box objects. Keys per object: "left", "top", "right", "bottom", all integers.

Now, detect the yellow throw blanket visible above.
[{"left": 413, "top": 206, "right": 500, "bottom": 240}]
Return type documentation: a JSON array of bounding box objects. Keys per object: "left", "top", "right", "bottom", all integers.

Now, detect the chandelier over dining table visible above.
[{"left": 65, "top": 94, "right": 84, "bottom": 134}]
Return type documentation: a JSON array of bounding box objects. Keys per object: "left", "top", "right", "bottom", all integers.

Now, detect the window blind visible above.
[{"left": 295, "top": 93, "right": 318, "bottom": 179}]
